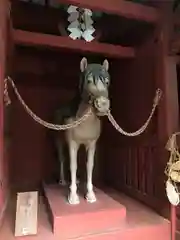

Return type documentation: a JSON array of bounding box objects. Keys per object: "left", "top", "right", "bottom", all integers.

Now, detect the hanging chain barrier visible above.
[
  {"left": 106, "top": 88, "right": 162, "bottom": 136},
  {"left": 4, "top": 77, "right": 93, "bottom": 130},
  {"left": 4, "top": 76, "right": 162, "bottom": 135}
]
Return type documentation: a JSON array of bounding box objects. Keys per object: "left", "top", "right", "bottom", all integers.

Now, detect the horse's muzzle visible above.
[{"left": 94, "top": 96, "right": 110, "bottom": 116}]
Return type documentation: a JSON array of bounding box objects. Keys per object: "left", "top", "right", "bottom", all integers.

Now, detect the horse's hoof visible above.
[
  {"left": 59, "top": 180, "right": 67, "bottom": 186},
  {"left": 68, "top": 193, "right": 80, "bottom": 205},
  {"left": 86, "top": 191, "right": 96, "bottom": 203}
]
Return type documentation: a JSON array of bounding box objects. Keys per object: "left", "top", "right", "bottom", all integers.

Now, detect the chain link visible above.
[
  {"left": 4, "top": 77, "right": 11, "bottom": 106},
  {"left": 4, "top": 77, "right": 93, "bottom": 130},
  {"left": 106, "top": 88, "right": 162, "bottom": 137},
  {"left": 4, "top": 76, "right": 162, "bottom": 135}
]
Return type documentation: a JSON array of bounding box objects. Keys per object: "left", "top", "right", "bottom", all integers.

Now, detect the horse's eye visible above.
[
  {"left": 105, "top": 78, "right": 109, "bottom": 85},
  {"left": 87, "top": 75, "right": 93, "bottom": 84}
]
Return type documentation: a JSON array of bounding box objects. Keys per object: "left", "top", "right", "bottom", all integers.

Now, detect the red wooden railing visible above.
[{"left": 103, "top": 136, "right": 167, "bottom": 211}]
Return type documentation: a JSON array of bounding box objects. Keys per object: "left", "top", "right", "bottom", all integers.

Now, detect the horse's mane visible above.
[
  {"left": 52, "top": 63, "right": 108, "bottom": 123},
  {"left": 52, "top": 83, "right": 84, "bottom": 125}
]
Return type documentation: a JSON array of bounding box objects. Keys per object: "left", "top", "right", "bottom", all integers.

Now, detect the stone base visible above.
[{"left": 43, "top": 184, "right": 126, "bottom": 238}]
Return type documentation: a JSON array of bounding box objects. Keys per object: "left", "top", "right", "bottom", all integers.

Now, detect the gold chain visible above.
[
  {"left": 4, "top": 77, "right": 92, "bottom": 130},
  {"left": 105, "top": 88, "right": 162, "bottom": 137},
  {"left": 4, "top": 76, "right": 162, "bottom": 135}
]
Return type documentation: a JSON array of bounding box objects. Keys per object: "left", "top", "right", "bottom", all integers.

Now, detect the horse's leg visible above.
[
  {"left": 86, "top": 141, "right": 96, "bottom": 203},
  {"left": 55, "top": 138, "right": 66, "bottom": 186},
  {"left": 68, "top": 140, "right": 80, "bottom": 205}
]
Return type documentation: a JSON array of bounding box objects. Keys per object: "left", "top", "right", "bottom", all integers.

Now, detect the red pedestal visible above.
[{"left": 43, "top": 184, "right": 126, "bottom": 239}]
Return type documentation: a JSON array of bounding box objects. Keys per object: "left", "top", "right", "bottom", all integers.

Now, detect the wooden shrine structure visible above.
[{"left": 0, "top": 0, "right": 180, "bottom": 239}]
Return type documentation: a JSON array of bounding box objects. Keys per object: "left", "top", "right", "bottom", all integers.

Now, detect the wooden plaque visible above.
[{"left": 14, "top": 191, "right": 38, "bottom": 237}]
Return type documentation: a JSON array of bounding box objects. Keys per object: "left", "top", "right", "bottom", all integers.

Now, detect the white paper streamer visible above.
[
  {"left": 67, "top": 5, "right": 95, "bottom": 42},
  {"left": 166, "top": 180, "right": 180, "bottom": 206}
]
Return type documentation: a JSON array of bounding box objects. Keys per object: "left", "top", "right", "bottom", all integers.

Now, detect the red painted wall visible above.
[{"left": 102, "top": 38, "right": 167, "bottom": 212}]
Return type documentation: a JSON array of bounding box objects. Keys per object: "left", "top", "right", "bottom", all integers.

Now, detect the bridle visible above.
[
  {"left": 87, "top": 93, "right": 110, "bottom": 116},
  {"left": 80, "top": 76, "right": 110, "bottom": 116}
]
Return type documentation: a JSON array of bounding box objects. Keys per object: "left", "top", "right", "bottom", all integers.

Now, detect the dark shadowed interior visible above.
[{"left": 4, "top": 0, "right": 166, "bottom": 215}]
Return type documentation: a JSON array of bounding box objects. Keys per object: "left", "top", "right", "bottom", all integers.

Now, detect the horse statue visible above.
[{"left": 53, "top": 57, "right": 110, "bottom": 205}]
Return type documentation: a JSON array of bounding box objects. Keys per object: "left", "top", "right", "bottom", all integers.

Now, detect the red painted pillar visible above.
[
  {"left": 155, "top": 2, "right": 178, "bottom": 238},
  {"left": 171, "top": 205, "right": 176, "bottom": 240},
  {"left": 0, "top": 0, "right": 8, "bottom": 221}
]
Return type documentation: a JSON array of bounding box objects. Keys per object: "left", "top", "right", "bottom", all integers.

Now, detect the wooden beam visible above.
[
  {"left": 172, "top": 42, "right": 180, "bottom": 54},
  {"left": 57, "top": 0, "right": 160, "bottom": 23},
  {"left": 174, "top": 13, "right": 180, "bottom": 26},
  {"left": 12, "top": 29, "right": 135, "bottom": 58},
  {"left": 171, "top": 32, "right": 180, "bottom": 54},
  {"left": 0, "top": 0, "right": 8, "bottom": 225}
]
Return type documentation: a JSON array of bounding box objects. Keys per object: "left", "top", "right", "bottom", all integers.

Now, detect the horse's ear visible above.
[
  {"left": 80, "top": 57, "right": 88, "bottom": 72},
  {"left": 102, "top": 59, "right": 109, "bottom": 71}
]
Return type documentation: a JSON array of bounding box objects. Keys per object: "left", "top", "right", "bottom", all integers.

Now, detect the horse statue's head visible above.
[{"left": 79, "top": 57, "right": 110, "bottom": 116}]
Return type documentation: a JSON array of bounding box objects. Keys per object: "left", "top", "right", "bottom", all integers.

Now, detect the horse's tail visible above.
[
  {"left": 50, "top": 109, "right": 67, "bottom": 186},
  {"left": 50, "top": 97, "right": 80, "bottom": 186},
  {"left": 55, "top": 137, "right": 67, "bottom": 186}
]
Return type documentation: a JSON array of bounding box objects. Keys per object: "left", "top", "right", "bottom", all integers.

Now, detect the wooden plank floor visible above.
[{"left": 0, "top": 191, "right": 170, "bottom": 240}]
